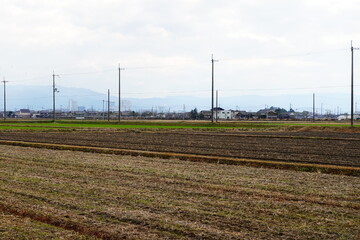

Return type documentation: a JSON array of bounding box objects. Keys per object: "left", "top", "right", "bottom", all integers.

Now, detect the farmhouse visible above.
[
  {"left": 235, "top": 111, "right": 253, "bottom": 120},
  {"left": 15, "top": 109, "right": 31, "bottom": 118},
  {"left": 200, "top": 108, "right": 241, "bottom": 120},
  {"left": 256, "top": 109, "right": 277, "bottom": 119},
  {"left": 200, "top": 110, "right": 212, "bottom": 119},
  {"left": 337, "top": 114, "right": 360, "bottom": 120},
  {"left": 216, "top": 109, "right": 239, "bottom": 120}
]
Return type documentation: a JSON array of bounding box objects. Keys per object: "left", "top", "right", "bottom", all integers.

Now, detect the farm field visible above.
[
  {"left": 0, "top": 122, "right": 359, "bottom": 239},
  {"left": 0, "top": 145, "right": 359, "bottom": 239},
  {"left": 0, "top": 212, "right": 96, "bottom": 239},
  {"left": 0, "top": 119, "right": 359, "bottom": 130},
  {"left": 0, "top": 128, "right": 360, "bottom": 168}
]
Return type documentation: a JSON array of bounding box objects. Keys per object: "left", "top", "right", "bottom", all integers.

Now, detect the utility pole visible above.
[
  {"left": 2, "top": 78, "right": 8, "bottom": 121},
  {"left": 183, "top": 104, "right": 185, "bottom": 120},
  {"left": 118, "top": 64, "right": 125, "bottom": 122},
  {"left": 313, "top": 93, "right": 315, "bottom": 122},
  {"left": 108, "top": 89, "right": 110, "bottom": 122},
  {"left": 216, "top": 90, "right": 219, "bottom": 122},
  {"left": 351, "top": 41, "right": 360, "bottom": 127},
  {"left": 52, "top": 71, "right": 60, "bottom": 122},
  {"left": 356, "top": 102, "right": 358, "bottom": 114},
  {"left": 102, "top": 100, "right": 105, "bottom": 120},
  {"left": 211, "top": 54, "right": 218, "bottom": 123},
  {"left": 321, "top": 103, "right": 323, "bottom": 116}
]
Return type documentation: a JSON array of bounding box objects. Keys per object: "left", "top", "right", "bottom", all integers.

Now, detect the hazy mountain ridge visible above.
[{"left": 1, "top": 85, "right": 358, "bottom": 113}]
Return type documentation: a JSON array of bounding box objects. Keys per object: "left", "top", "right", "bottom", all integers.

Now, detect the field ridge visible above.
[{"left": 0, "top": 139, "right": 359, "bottom": 176}]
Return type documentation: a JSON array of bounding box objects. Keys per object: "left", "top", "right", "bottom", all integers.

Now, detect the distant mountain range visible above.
[{"left": 1, "top": 85, "right": 358, "bottom": 114}]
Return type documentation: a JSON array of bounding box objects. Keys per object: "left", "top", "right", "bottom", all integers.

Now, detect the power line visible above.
[
  {"left": 115, "top": 84, "right": 360, "bottom": 96},
  {"left": 4, "top": 83, "right": 360, "bottom": 101},
  {"left": 59, "top": 69, "right": 116, "bottom": 76},
  {"left": 7, "top": 93, "right": 105, "bottom": 101},
  {"left": 10, "top": 75, "right": 50, "bottom": 83},
  {"left": 218, "top": 84, "right": 360, "bottom": 92},
  {"left": 125, "top": 62, "right": 203, "bottom": 70},
  {"left": 57, "top": 63, "right": 194, "bottom": 76},
  {"left": 2, "top": 47, "right": 350, "bottom": 82},
  {"left": 219, "top": 48, "right": 347, "bottom": 62}
]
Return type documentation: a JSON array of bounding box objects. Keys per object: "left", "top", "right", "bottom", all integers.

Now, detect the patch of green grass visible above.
[
  {"left": 0, "top": 121, "right": 277, "bottom": 130},
  {"left": 0, "top": 119, "right": 359, "bottom": 130},
  {"left": 0, "top": 126, "right": 57, "bottom": 130}
]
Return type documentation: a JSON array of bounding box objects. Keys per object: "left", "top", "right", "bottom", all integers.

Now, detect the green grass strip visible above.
[{"left": 0, "top": 120, "right": 359, "bottom": 130}]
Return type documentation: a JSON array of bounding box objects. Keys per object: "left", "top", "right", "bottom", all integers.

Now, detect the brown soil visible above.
[
  {"left": 0, "top": 129, "right": 359, "bottom": 167},
  {"left": 0, "top": 145, "right": 359, "bottom": 239}
]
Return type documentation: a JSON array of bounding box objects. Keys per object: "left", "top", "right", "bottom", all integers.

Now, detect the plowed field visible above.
[
  {"left": 0, "top": 129, "right": 359, "bottom": 167},
  {"left": 0, "top": 145, "right": 359, "bottom": 239}
]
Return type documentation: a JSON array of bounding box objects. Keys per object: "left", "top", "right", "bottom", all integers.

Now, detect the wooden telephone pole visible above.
[{"left": 2, "top": 78, "right": 8, "bottom": 120}]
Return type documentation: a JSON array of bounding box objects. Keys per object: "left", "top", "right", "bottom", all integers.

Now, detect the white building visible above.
[
  {"left": 338, "top": 114, "right": 360, "bottom": 120},
  {"left": 69, "top": 100, "right": 78, "bottom": 112},
  {"left": 215, "top": 109, "right": 239, "bottom": 120},
  {"left": 15, "top": 109, "right": 31, "bottom": 118}
]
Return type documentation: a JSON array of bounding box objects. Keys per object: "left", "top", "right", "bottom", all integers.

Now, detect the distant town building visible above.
[
  {"left": 15, "top": 109, "right": 31, "bottom": 118},
  {"left": 78, "top": 106, "right": 86, "bottom": 111},
  {"left": 337, "top": 114, "right": 359, "bottom": 120},
  {"left": 199, "top": 110, "right": 212, "bottom": 120},
  {"left": 235, "top": 111, "right": 253, "bottom": 120},
  {"left": 69, "top": 100, "right": 78, "bottom": 112},
  {"left": 215, "top": 109, "right": 239, "bottom": 120}
]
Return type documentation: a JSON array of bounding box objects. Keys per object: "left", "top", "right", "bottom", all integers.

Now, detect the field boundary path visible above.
[{"left": 0, "top": 139, "right": 359, "bottom": 176}]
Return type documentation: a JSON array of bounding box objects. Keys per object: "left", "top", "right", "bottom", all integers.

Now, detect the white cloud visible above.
[
  {"left": 225, "top": 57, "right": 323, "bottom": 68},
  {"left": 0, "top": 0, "right": 359, "bottom": 105}
]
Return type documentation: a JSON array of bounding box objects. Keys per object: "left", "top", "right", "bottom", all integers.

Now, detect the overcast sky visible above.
[{"left": 1, "top": 0, "right": 360, "bottom": 100}]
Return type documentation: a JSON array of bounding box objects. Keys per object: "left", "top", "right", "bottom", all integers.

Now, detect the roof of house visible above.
[
  {"left": 200, "top": 111, "right": 212, "bottom": 115},
  {"left": 236, "top": 111, "right": 248, "bottom": 115},
  {"left": 19, "top": 109, "right": 31, "bottom": 113}
]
